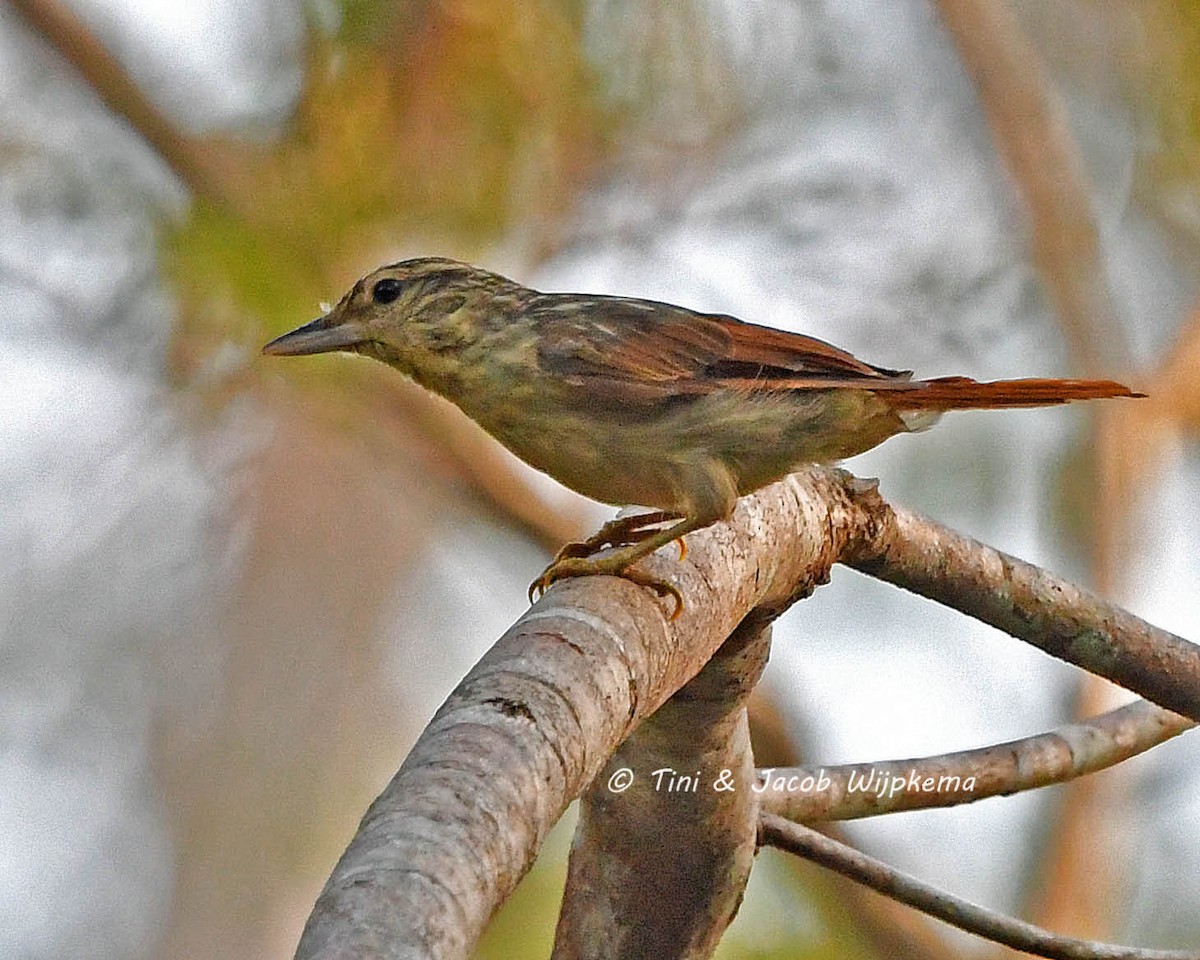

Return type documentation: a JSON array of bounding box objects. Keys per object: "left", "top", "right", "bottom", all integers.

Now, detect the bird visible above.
[{"left": 263, "top": 257, "right": 1143, "bottom": 618}]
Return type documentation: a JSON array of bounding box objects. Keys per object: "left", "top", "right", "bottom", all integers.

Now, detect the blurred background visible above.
[{"left": 1, "top": 0, "right": 1198, "bottom": 957}]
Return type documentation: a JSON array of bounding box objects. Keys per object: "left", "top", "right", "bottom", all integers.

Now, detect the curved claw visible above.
[
  {"left": 528, "top": 556, "right": 595, "bottom": 603},
  {"left": 528, "top": 570, "right": 555, "bottom": 604},
  {"left": 616, "top": 567, "right": 685, "bottom": 621}
]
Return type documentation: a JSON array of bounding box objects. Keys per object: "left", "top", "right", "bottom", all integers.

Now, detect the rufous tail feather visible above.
[{"left": 882, "top": 376, "right": 1144, "bottom": 411}]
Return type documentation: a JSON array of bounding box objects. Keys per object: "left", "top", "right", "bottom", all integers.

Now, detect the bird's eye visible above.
[{"left": 371, "top": 278, "right": 403, "bottom": 304}]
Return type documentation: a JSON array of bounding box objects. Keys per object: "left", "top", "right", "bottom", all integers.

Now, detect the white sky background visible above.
[
  {"left": 65, "top": 0, "right": 305, "bottom": 132},
  {"left": 1, "top": 0, "right": 1198, "bottom": 957}
]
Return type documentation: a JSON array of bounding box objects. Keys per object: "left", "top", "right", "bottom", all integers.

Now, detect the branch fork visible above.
[{"left": 294, "top": 467, "right": 1198, "bottom": 960}]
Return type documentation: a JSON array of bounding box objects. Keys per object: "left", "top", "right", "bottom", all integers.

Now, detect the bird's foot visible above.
[
  {"left": 528, "top": 555, "right": 685, "bottom": 621},
  {"left": 547, "top": 511, "right": 679, "bottom": 565},
  {"left": 529, "top": 512, "right": 699, "bottom": 619}
]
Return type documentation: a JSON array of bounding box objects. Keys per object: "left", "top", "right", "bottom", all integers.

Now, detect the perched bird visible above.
[{"left": 263, "top": 257, "right": 1142, "bottom": 617}]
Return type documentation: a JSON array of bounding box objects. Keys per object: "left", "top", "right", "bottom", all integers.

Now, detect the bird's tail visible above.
[{"left": 881, "top": 376, "right": 1144, "bottom": 412}]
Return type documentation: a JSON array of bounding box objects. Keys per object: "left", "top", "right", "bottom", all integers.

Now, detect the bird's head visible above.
[{"left": 262, "top": 258, "right": 527, "bottom": 371}]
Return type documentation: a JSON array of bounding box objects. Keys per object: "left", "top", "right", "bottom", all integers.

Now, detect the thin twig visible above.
[
  {"left": 748, "top": 699, "right": 963, "bottom": 960},
  {"left": 759, "top": 814, "right": 1199, "bottom": 960},
  {"left": 757, "top": 698, "right": 1192, "bottom": 823}
]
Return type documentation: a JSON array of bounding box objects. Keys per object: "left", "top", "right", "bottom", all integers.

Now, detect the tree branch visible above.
[
  {"left": 293, "top": 469, "right": 861, "bottom": 959},
  {"left": 758, "top": 698, "right": 1192, "bottom": 823},
  {"left": 552, "top": 619, "right": 770, "bottom": 959},
  {"left": 842, "top": 486, "right": 1200, "bottom": 723},
  {"left": 760, "top": 815, "right": 1199, "bottom": 960},
  {"left": 7, "top": 0, "right": 237, "bottom": 203},
  {"left": 294, "top": 468, "right": 1196, "bottom": 957}
]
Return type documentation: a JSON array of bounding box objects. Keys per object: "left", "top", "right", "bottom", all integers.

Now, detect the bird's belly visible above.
[
  {"left": 494, "top": 414, "right": 693, "bottom": 512},
  {"left": 475, "top": 388, "right": 907, "bottom": 514}
]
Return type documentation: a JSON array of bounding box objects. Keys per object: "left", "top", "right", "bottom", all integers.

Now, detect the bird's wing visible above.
[
  {"left": 530, "top": 295, "right": 1142, "bottom": 410},
  {"left": 532, "top": 294, "right": 909, "bottom": 402}
]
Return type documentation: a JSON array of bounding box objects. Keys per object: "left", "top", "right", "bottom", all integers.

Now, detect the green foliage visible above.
[
  {"left": 1137, "top": 2, "right": 1200, "bottom": 192},
  {"left": 333, "top": 0, "right": 408, "bottom": 47},
  {"left": 168, "top": 199, "right": 326, "bottom": 332}
]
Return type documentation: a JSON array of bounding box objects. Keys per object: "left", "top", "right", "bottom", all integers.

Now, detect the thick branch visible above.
[
  {"left": 843, "top": 489, "right": 1200, "bottom": 723},
  {"left": 760, "top": 815, "right": 1198, "bottom": 960},
  {"left": 552, "top": 619, "right": 770, "bottom": 959},
  {"left": 758, "top": 698, "right": 1192, "bottom": 823},
  {"left": 295, "top": 468, "right": 1197, "bottom": 957},
  {"left": 294, "top": 469, "right": 859, "bottom": 960}
]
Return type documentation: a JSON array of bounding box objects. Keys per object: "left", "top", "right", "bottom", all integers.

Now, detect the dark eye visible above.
[{"left": 372, "top": 278, "right": 403, "bottom": 304}]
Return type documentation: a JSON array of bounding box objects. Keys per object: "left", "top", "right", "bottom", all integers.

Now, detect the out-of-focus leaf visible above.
[{"left": 1134, "top": 2, "right": 1200, "bottom": 236}]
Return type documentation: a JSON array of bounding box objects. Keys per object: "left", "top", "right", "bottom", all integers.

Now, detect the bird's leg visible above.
[
  {"left": 529, "top": 515, "right": 703, "bottom": 620},
  {"left": 545, "top": 510, "right": 680, "bottom": 564}
]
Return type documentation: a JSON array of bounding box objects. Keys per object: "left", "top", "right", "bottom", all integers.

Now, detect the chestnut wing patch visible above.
[{"left": 532, "top": 294, "right": 909, "bottom": 402}]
